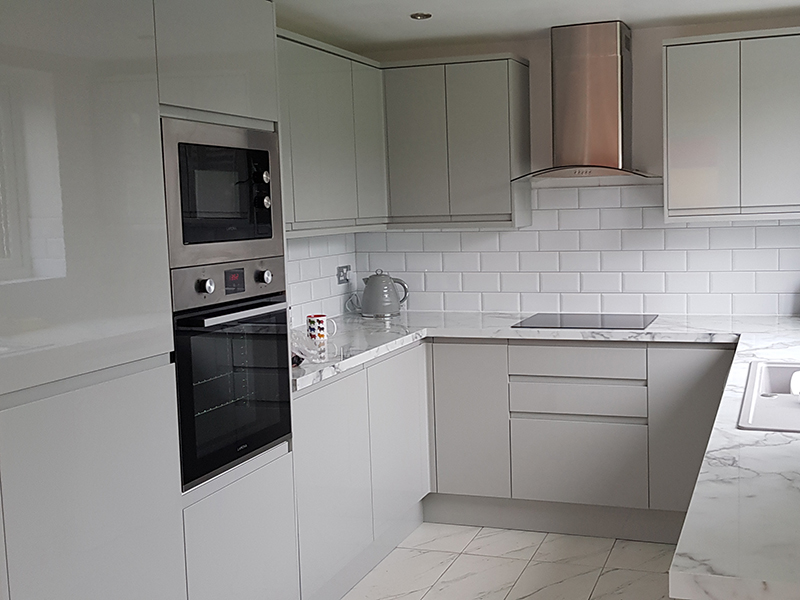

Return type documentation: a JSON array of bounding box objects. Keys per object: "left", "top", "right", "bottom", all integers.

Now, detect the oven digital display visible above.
[{"left": 224, "top": 268, "right": 245, "bottom": 295}]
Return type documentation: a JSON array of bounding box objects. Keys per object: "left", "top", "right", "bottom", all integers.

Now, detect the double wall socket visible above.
[{"left": 336, "top": 265, "right": 351, "bottom": 285}]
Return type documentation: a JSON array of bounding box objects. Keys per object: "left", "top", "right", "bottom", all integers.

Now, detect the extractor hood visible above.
[{"left": 515, "top": 21, "right": 658, "bottom": 182}]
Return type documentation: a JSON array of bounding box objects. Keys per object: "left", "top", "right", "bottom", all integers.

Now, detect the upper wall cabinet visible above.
[
  {"left": 664, "top": 28, "right": 800, "bottom": 220},
  {"left": 277, "top": 32, "right": 388, "bottom": 234},
  {"left": 154, "top": 0, "right": 279, "bottom": 122},
  {"left": 384, "top": 57, "right": 531, "bottom": 227}
]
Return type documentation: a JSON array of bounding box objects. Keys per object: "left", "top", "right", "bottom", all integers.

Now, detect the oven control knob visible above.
[
  {"left": 197, "top": 278, "right": 215, "bottom": 295},
  {"left": 261, "top": 195, "right": 272, "bottom": 209},
  {"left": 261, "top": 171, "right": 270, "bottom": 184},
  {"left": 256, "top": 269, "right": 273, "bottom": 285}
]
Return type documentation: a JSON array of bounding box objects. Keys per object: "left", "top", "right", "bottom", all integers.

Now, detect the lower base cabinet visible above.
[{"left": 183, "top": 451, "right": 300, "bottom": 600}]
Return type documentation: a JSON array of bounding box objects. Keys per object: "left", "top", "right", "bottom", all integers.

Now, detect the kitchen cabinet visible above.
[
  {"left": 153, "top": 0, "right": 279, "bottom": 122},
  {"left": 384, "top": 57, "right": 531, "bottom": 227},
  {"left": 0, "top": 365, "right": 186, "bottom": 600},
  {"left": 648, "top": 344, "right": 735, "bottom": 511},
  {"left": 664, "top": 28, "right": 800, "bottom": 220},
  {"left": 367, "top": 344, "right": 430, "bottom": 539},
  {"left": 183, "top": 450, "right": 300, "bottom": 600},
  {"left": 432, "top": 341, "right": 511, "bottom": 498},
  {"left": 292, "top": 369, "right": 373, "bottom": 600},
  {"left": 353, "top": 62, "right": 390, "bottom": 220}
]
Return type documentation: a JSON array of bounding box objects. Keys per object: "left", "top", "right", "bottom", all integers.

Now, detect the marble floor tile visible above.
[
  {"left": 605, "top": 540, "right": 676, "bottom": 573},
  {"left": 506, "top": 561, "right": 603, "bottom": 600},
  {"left": 422, "top": 553, "right": 528, "bottom": 600},
  {"left": 589, "top": 568, "right": 670, "bottom": 600},
  {"left": 463, "top": 527, "right": 548, "bottom": 561},
  {"left": 532, "top": 533, "right": 615, "bottom": 567},
  {"left": 342, "top": 548, "right": 457, "bottom": 600},
  {"left": 397, "top": 522, "right": 481, "bottom": 553}
]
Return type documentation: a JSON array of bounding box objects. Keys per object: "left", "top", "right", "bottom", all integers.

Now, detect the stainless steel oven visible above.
[
  {"left": 161, "top": 117, "right": 284, "bottom": 268},
  {"left": 171, "top": 257, "right": 291, "bottom": 490}
]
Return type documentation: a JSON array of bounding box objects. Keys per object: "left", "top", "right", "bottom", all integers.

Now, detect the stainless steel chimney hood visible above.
[{"left": 514, "top": 21, "right": 658, "bottom": 182}]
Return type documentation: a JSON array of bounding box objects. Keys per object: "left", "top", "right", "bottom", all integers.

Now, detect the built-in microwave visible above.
[{"left": 161, "top": 117, "right": 284, "bottom": 268}]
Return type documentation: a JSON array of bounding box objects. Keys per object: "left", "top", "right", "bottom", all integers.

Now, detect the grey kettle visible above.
[{"left": 361, "top": 269, "right": 409, "bottom": 318}]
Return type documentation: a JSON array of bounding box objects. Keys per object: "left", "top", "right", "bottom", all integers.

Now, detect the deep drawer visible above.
[{"left": 508, "top": 342, "right": 646, "bottom": 380}]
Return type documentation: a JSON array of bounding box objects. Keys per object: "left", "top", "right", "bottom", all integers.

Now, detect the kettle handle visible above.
[{"left": 393, "top": 278, "right": 409, "bottom": 305}]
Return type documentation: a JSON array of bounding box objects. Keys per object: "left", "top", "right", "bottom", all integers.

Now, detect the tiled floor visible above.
[{"left": 342, "top": 523, "right": 675, "bottom": 600}]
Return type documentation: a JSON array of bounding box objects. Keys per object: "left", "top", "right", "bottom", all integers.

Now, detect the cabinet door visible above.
[
  {"left": 367, "top": 345, "right": 430, "bottom": 539},
  {"left": 648, "top": 345, "right": 734, "bottom": 511},
  {"left": 277, "top": 37, "right": 296, "bottom": 224},
  {"left": 279, "top": 39, "right": 358, "bottom": 223},
  {"left": 292, "top": 370, "right": 373, "bottom": 599},
  {"left": 446, "top": 61, "right": 511, "bottom": 216},
  {"left": 154, "top": 0, "right": 279, "bottom": 121},
  {"left": 741, "top": 36, "right": 800, "bottom": 213},
  {"left": 0, "top": 366, "right": 186, "bottom": 600},
  {"left": 511, "top": 419, "right": 649, "bottom": 509},
  {"left": 184, "top": 453, "right": 300, "bottom": 600},
  {"left": 385, "top": 66, "right": 450, "bottom": 217},
  {"left": 665, "top": 41, "right": 740, "bottom": 216},
  {"left": 433, "top": 342, "right": 510, "bottom": 498},
  {"left": 353, "top": 62, "right": 389, "bottom": 220}
]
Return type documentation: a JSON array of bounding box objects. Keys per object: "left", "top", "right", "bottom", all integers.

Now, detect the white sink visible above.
[{"left": 738, "top": 361, "right": 800, "bottom": 433}]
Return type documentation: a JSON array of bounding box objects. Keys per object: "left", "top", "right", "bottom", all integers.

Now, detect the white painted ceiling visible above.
[{"left": 273, "top": 0, "right": 800, "bottom": 53}]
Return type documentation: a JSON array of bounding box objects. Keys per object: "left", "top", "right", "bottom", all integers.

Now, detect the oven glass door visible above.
[
  {"left": 174, "top": 295, "right": 290, "bottom": 490},
  {"left": 179, "top": 143, "right": 273, "bottom": 245}
]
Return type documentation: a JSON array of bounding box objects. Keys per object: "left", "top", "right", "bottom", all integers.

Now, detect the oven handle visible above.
[{"left": 202, "top": 302, "right": 288, "bottom": 327}]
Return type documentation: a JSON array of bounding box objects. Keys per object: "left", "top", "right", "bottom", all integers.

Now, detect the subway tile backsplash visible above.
[{"left": 287, "top": 186, "right": 800, "bottom": 320}]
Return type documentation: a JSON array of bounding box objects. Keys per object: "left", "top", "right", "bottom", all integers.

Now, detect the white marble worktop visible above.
[{"left": 291, "top": 310, "right": 800, "bottom": 599}]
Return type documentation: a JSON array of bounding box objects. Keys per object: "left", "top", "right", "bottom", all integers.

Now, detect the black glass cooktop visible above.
[{"left": 512, "top": 313, "right": 658, "bottom": 330}]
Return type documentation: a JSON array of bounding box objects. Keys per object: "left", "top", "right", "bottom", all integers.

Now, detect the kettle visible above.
[{"left": 361, "top": 269, "right": 409, "bottom": 318}]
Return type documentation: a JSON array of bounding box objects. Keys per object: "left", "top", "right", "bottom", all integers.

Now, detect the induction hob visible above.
[{"left": 512, "top": 313, "right": 658, "bottom": 330}]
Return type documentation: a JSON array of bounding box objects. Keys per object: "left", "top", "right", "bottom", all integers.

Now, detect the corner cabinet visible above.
[
  {"left": 153, "top": 0, "right": 279, "bottom": 121},
  {"left": 664, "top": 28, "right": 800, "bottom": 220},
  {"left": 385, "top": 57, "right": 531, "bottom": 227}
]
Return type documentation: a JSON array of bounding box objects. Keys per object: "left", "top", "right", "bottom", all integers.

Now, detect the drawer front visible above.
[
  {"left": 511, "top": 418, "right": 649, "bottom": 509},
  {"left": 508, "top": 343, "right": 646, "bottom": 380},
  {"left": 509, "top": 381, "right": 647, "bottom": 418}
]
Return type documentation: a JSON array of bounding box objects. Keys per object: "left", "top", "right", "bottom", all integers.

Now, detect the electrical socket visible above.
[{"left": 336, "top": 265, "right": 351, "bottom": 285}]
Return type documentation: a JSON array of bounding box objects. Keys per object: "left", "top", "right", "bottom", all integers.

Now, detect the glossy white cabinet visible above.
[
  {"left": 292, "top": 369, "right": 373, "bottom": 600},
  {"left": 0, "top": 365, "right": 186, "bottom": 600},
  {"left": 664, "top": 41, "right": 740, "bottom": 217},
  {"left": 432, "top": 342, "right": 511, "bottom": 498},
  {"left": 367, "top": 344, "right": 430, "bottom": 539},
  {"left": 0, "top": 0, "right": 173, "bottom": 395},
  {"left": 184, "top": 452, "right": 300, "bottom": 600},
  {"left": 353, "top": 62, "right": 390, "bottom": 220},
  {"left": 153, "top": 0, "right": 279, "bottom": 121}
]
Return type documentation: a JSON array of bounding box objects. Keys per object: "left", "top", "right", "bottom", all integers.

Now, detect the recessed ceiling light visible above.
[{"left": 410, "top": 12, "right": 432, "bottom": 20}]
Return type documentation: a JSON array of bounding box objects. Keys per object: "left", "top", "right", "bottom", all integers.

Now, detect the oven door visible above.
[
  {"left": 162, "top": 117, "right": 284, "bottom": 268},
  {"left": 174, "top": 294, "right": 291, "bottom": 490}
]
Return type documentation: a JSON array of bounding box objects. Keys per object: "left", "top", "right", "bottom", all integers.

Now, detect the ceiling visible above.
[{"left": 273, "top": 0, "right": 800, "bottom": 54}]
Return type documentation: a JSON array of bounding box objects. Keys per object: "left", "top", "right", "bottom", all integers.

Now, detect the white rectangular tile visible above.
[
  {"left": 406, "top": 292, "right": 444, "bottom": 311},
  {"left": 425, "top": 272, "right": 462, "bottom": 292},
  {"left": 621, "top": 230, "right": 664, "bottom": 251},
  {"left": 520, "top": 252, "right": 559, "bottom": 272},
  {"left": 560, "top": 293, "right": 601, "bottom": 313},
  {"left": 529, "top": 210, "right": 559, "bottom": 231},
  {"left": 481, "top": 252, "right": 519, "bottom": 272},
  {"left": 356, "top": 253, "right": 370, "bottom": 273},
  {"left": 401, "top": 272, "right": 425, "bottom": 291},
  {"left": 308, "top": 237, "right": 329, "bottom": 257},
  {"left": 687, "top": 250, "right": 732, "bottom": 272},
  {"left": 779, "top": 293, "right": 800, "bottom": 315},
  {"left": 560, "top": 251, "right": 601, "bottom": 272},
  {"left": 462, "top": 232, "right": 500, "bottom": 252},
  {"left": 423, "top": 232, "right": 461, "bottom": 252},
  {"left": 443, "top": 252, "right": 480, "bottom": 272},
  {"left": 286, "top": 260, "right": 302, "bottom": 284},
  {"left": 733, "top": 294, "right": 780, "bottom": 316},
  {"left": 621, "top": 186, "right": 663, "bottom": 208},
  {"left": 755, "top": 226, "right": 800, "bottom": 248},
  {"left": 521, "top": 293, "right": 560, "bottom": 313},
  {"left": 444, "top": 292, "right": 482, "bottom": 311},
  {"left": 579, "top": 187, "right": 621, "bottom": 208},
  {"left": 538, "top": 188, "right": 579, "bottom": 209},
  {"left": 666, "top": 272, "right": 709, "bottom": 294},
  {"left": 622, "top": 272, "right": 665, "bottom": 293},
  {"left": 643, "top": 251, "right": 686, "bottom": 272},
  {"left": 779, "top": 248, "right": 800, "bottom": 270},
  {"left": 327, "top": 235, "right": 348, "bottom": 254},
  {"left": 289, "top": 281, "right": 312, "bottom": 305},
  {"left": 687, "top": 294, "right": 732, "bottom": 315},
  {"left": 643, "top": 208, "right": 683, "bottom": 229},
  {"left": 710, "top": 272, "right": 755, "bottom": 293},
  {"left": 756, "top": 271, "right": 800, "bottom": 293},
  {"left": 369, "top": 252, "right": 406, "bottom": 272},
  {"left": 501, "top": 273, "right": 540, "bottom": 292},
  {"left": 644, "top": 294, "right": 687, "bottom": 314},
  {"left": 709, "top": 227, "right": 755, "bottom": 249},
  {"left": 580, "top": 230, "right": 621, "bottom": 251},
  {"left": 665, "top": 229, "right": 709, "bottom": 250},
  {"left": 600, "top": 208, "right": 643, "bottom": 229},
  {"left": 482, "top": 293, "right": 521, "bottom": 312},
  {"left": 539, "top": 231, "right": 580, "bottom": 251},
  {"left": 286, "top": 238, "right": 310, "bottom": 261},
  {"left": 499, "top": 231, "right": 539, "bottom": 251},
  {"left": 601, "top": 294, "right": 644, "bottom": 313},
  {"left": 345, "top": 233, "right": 356, "bottom": 253},
  {"left": 582, "top": 273, "right": 622, "bottom": 293},
  {"left": 406, "top": 253, "right": 443, "bottom": 272},
  {"left": 464, "top": 273, "right": 501, "bottom": 292},
  {"left": 311, "top": 277, "right": 331, "bottom": 299},
  {"left": 601, "top": 251, "right": 643, "bottom": 272},
  {"left": 733, "top": 249, "right": 779, "bottom": 271},
  {"left": 559, "top": 209, "right": 600, "bottom": 230},
  {"left": 387, "top": 233, "right": 424, "bottom": 252},
  {"left": 540, "top": 273, "right": 581, "bottom": 293},
  {"left": 299, "top": 258, "right": 321, "bottom": 281}
]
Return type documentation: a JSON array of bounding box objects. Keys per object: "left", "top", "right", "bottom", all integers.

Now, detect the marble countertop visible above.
[{"left": 291, "top": 310, "right": 800, "bottom": 600}]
